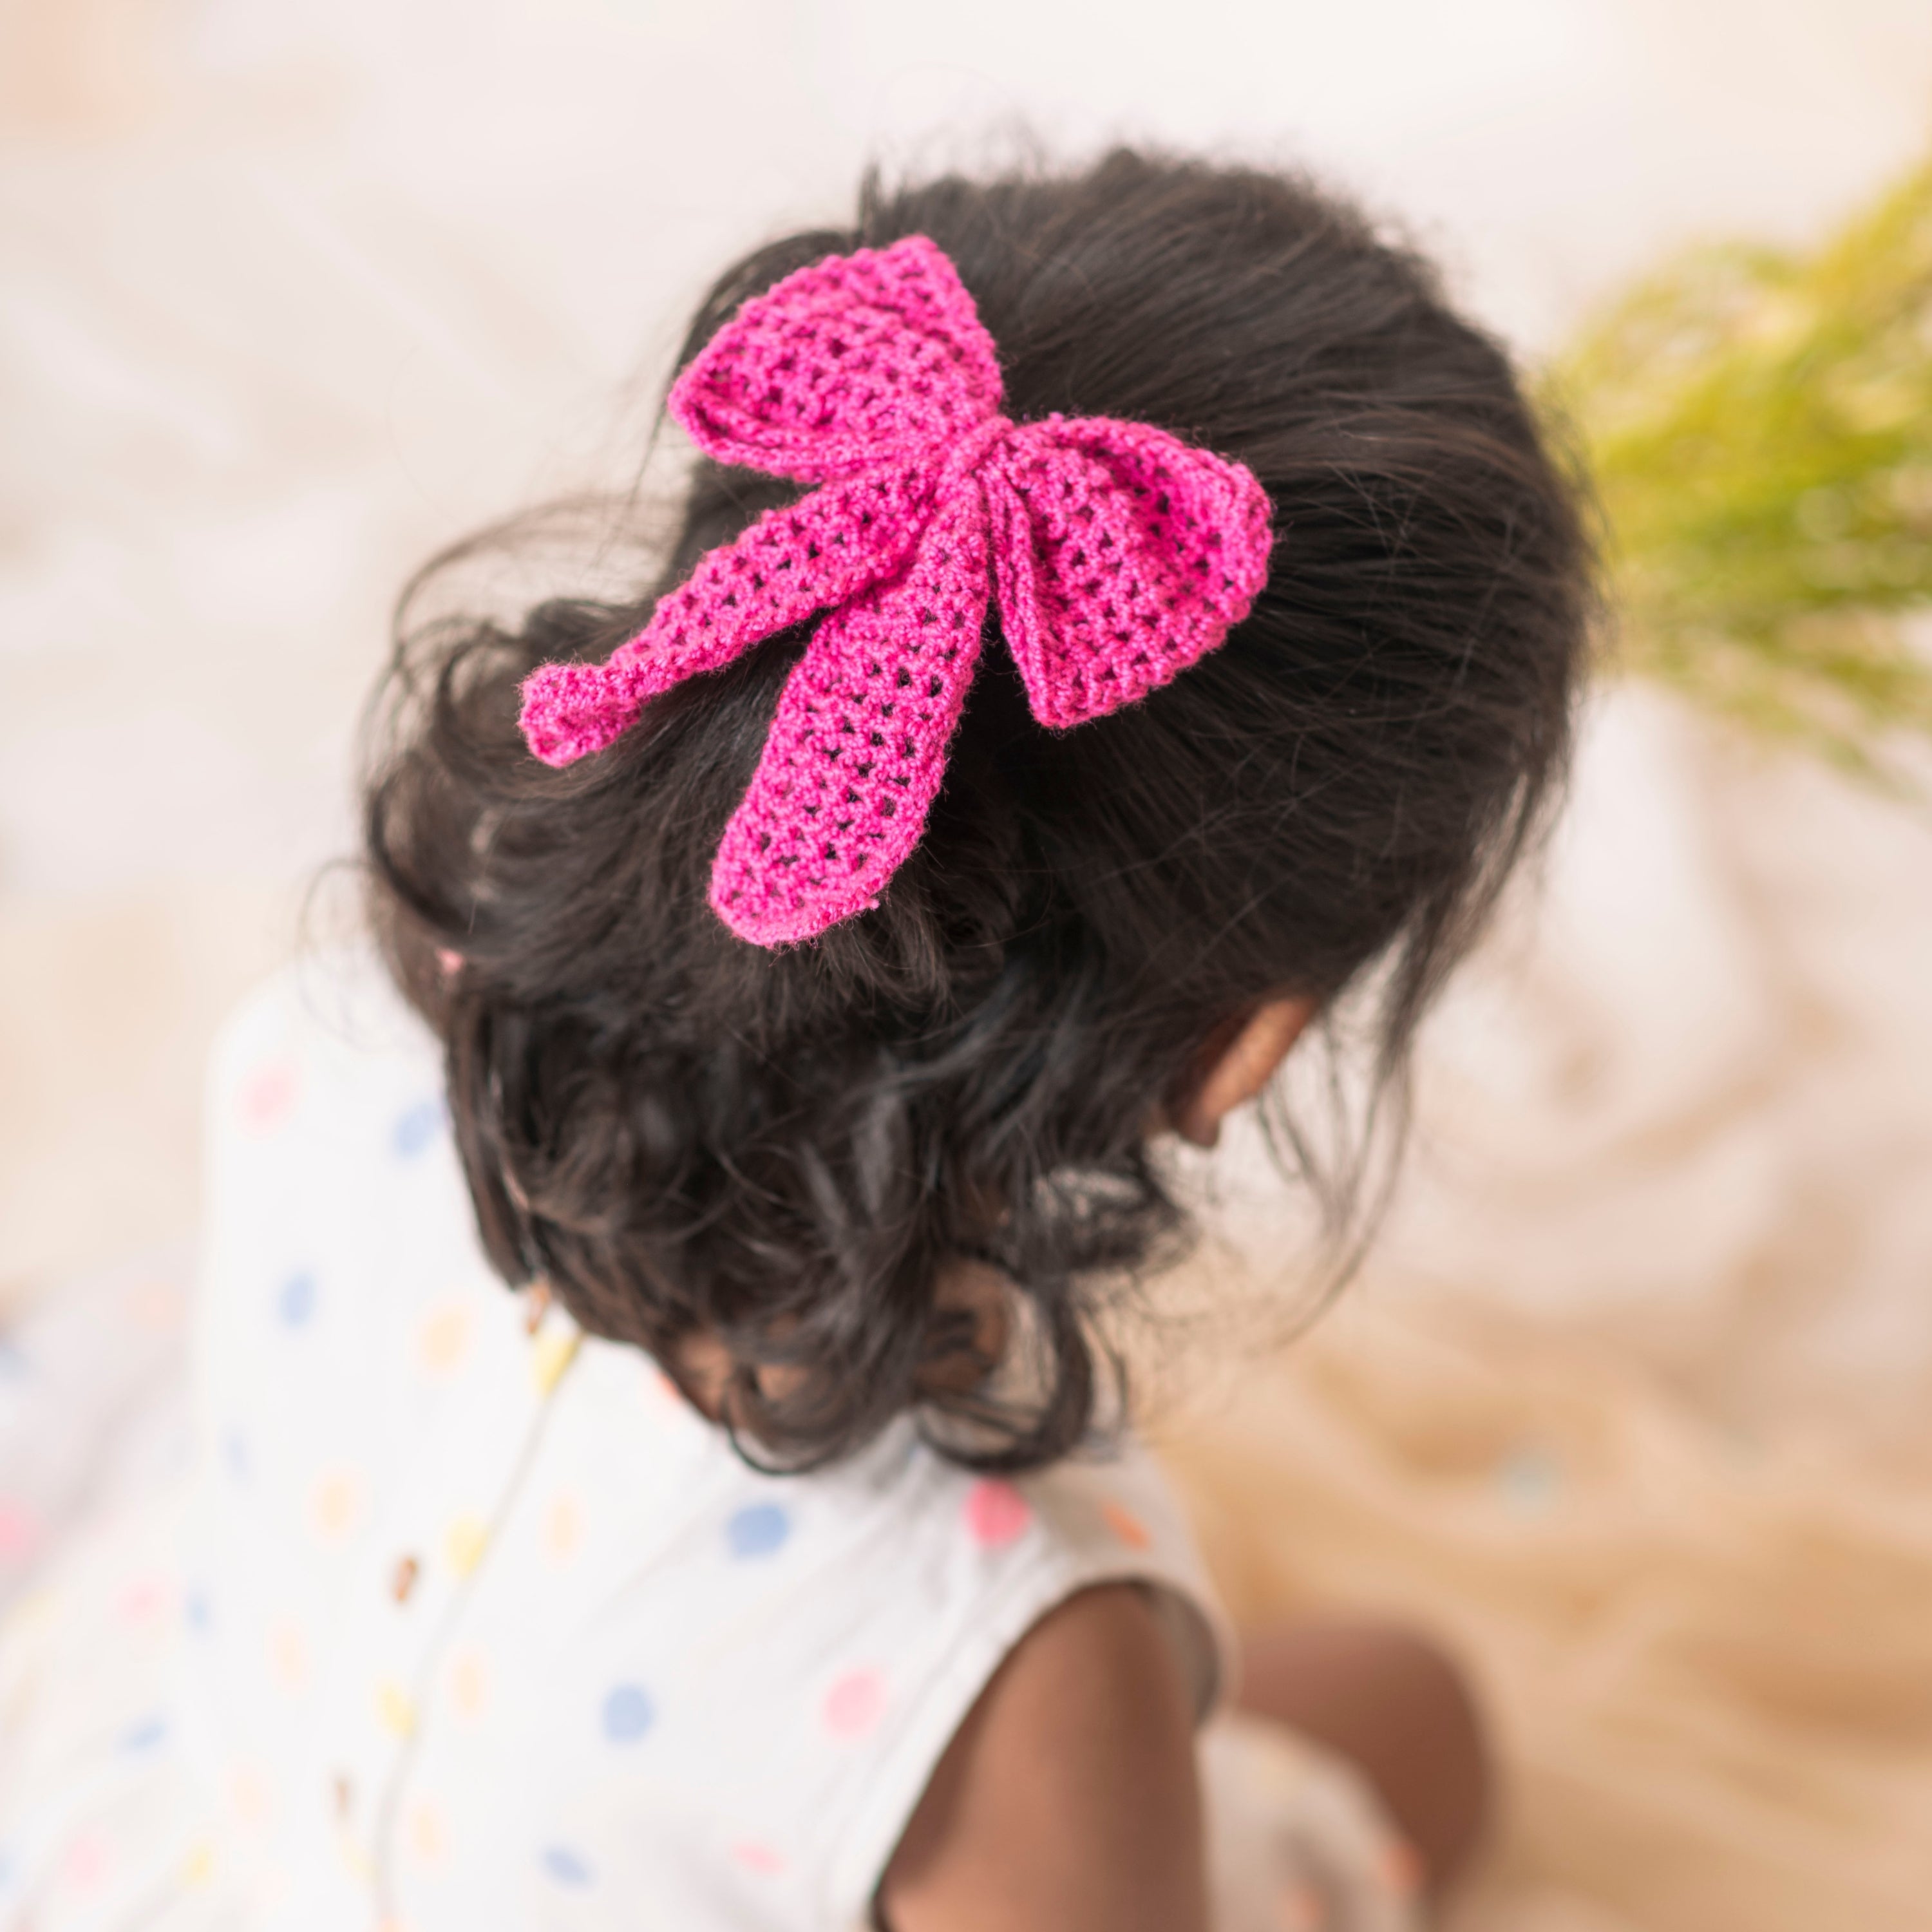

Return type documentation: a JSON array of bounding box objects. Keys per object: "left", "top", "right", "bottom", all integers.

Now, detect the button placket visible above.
[
  {"left": 381, "top": 1326, "right": 730, "bottom": 1924},
  {"left": 305, "top": 1285, "right": 575, "bottom": 1899},
  {"left": 372, "top": 1295, "right": 584, "bottom": 1911}
]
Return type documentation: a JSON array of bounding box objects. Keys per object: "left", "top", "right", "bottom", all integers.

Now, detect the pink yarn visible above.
[{"left": 518, "top": 235, "right": 1274, "bottom": 947}]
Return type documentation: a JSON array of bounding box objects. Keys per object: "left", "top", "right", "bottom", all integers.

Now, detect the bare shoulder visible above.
[{"left": 877, "top": 1582, "right": 1208, "bottom": 1932}]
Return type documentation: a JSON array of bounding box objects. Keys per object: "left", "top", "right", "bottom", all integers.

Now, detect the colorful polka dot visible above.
[
  {"left": 118, "top": 1572, "right": 169, "bottom": 1627},
  {"left": 601, "top": 1683, "right": 655, "bottom": 1743},
  {"left": 0, "top": 1338, "right": 26, "bottom": 1380},
  {"left": 542, "top": 1492, "right": 583, "bottom": 1566},
  {"left": 405, "top": 1797, "right": 448, "bottom": 1868},
  {"left": 444, "top": 1646, "right": 491, "bottom": 1723},
  {"left": 540, "top": 1844, "right": 593, "bottom": 1888},
  {"left": 962, "top": 1477, "right": 1031, "bottom": 1549},
  {"left": 227, "top": 1761, "right": 270, "bottom": 1830},
  {"left": 61, "top": 1828, "right": 108, "bottom": 1890},
  {"left": 265, "top": 1618, "right": 308, "bottom": 1692},
  {"left": 0, "top": 1497, "right": 42, "bottom": 1562},
  {"left": 531, "top": 1329, "right": 579, "bottom": 1396},
  {"left": 822, "top": 1667, "right": 887, "bottom": 1739},
  {"left": 442, "top": 1512, "right": 489, "bottom": 1578},
  {"left": 308, "top": 1465, "right": 365, "bottom": 1548},
  {"left": 731, "top": 1841, "right": 786, "bottom": 1877},
  {"left": 415, "top": 1301, "right": 472, "bottom": 1378},
  {"left": 221, "top": 1428, "right": 251, "bottom": 1481},
  {"left": 726, "top": 1502, "right": 791, "bottom": 1558},
  {"left": 182, "top": 1839, "right": 218, "bottom": 1888},
  {"left": 120, "top": 1713, "right": 169, "bottom": 1753},
  {"left": 1101, "top": 1499, "right": 1153, "bottom": 1551},
  {"left": 185, "top": 1589, "right": 213, "bottom": 1634},
  {"left": 393, "top": 1098, "right": 444, "bottom": 1158},
  {"left": 375, "top": 1678, "right": 417, "bottom": 1738},
  {"left": 276, "top": 1271, "right": 317, "bottom": 1329},
  {"left": 239, "top": 1059, "right": 298, "bottom": 1134},
  {"left": 5, "top": 1586, "right": 57, "bottom": 1643}
]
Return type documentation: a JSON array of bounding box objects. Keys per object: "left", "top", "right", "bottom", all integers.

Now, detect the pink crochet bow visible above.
[{"left": 519, "top": 234, "right": 1274, "bottom": 946}]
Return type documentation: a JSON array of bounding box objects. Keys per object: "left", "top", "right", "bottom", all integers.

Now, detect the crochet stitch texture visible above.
[{"left": 518, "top": 235, "right": 1274, "bottom": 946}]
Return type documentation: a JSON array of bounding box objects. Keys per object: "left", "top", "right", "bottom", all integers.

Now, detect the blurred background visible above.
[{"left": 5, "top": 2, "right": 1932, "bottom": 1927}]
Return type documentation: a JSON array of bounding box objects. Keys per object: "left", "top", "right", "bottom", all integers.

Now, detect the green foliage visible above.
[{"left": 1547, "top": 153, "right": 1932, "bottom": 773}]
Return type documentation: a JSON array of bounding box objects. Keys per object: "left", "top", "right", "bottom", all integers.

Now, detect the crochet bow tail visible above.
[
  {"left": 518, "top": 469, "right": 934, "bottom": 768},
  {"left": 708, "top": 485, "right": 992, "bottom": 945}
]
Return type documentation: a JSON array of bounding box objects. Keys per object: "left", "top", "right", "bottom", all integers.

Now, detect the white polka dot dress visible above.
[{"left": 0, "top": 955, "right": 1421, "bottom": 1932}]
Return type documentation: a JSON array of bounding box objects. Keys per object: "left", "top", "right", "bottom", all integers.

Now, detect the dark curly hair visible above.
[{"left": 362, "top": 147, "right": 1593, "bottom": 1473}]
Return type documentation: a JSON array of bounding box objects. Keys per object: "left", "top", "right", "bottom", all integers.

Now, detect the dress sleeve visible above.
[{"left": 816, "top": 1434, "right": 1235, "bottom": 1928}]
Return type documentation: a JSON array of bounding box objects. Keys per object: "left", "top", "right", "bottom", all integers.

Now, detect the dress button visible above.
[
  {"left": 392, "top": 1554, "right": 420, "bottom": 1604},
  {"left": 333, "top": 1772, "right": 352, "bottom": 1818},
  {"left": 524, "top": 1279, "right": 552, "bottom": 1335}
]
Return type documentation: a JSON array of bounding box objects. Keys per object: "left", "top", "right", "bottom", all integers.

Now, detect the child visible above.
[{"left": 0, "top": 148, "right": 1589, "bottom": 1929}]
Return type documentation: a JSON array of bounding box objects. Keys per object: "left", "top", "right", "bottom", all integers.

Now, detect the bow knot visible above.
[
  {"left": 936, "top": 413, "right": 1015, "bottom": 491},
  {"left": 520, "top": 235, "right": 1274, "bottom": 946}
]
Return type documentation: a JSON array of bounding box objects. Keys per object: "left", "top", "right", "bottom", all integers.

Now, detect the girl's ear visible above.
[{"left": 1164, "top": 996, "right": 1316, "bottom": 1149}]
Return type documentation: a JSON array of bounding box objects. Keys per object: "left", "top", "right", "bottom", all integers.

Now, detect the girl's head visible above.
[{"left": 365, "top": 147, "right": 1592, "bottom": 1471}]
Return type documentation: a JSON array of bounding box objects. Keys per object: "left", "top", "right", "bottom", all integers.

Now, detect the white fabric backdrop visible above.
[{"left": 5, "top": 0, "right": 1932, "bottom": 1296}]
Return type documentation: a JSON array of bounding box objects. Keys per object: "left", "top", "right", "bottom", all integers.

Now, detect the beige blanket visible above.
[
  {"left": 1146, "top": 687, "right": 1932, "bottom": 1931},
  {"left": 1156, "top": 1295, "right": 1932, "bottom": 1932}
]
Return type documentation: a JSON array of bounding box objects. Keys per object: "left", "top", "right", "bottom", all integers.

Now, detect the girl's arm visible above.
[{"left": 877, "top": 1582, "right": 1209, "bottom": 1932}]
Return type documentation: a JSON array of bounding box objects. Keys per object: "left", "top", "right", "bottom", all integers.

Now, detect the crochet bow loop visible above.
[
  {"left": 516, "top": 232, "right": 1278, "bottom": 946},
  {"left": 672, "top": 235, "right": 1006, "bottom": 482},
  {"left": 984, "top": 416, "right": 1276, "bottom": 729}
]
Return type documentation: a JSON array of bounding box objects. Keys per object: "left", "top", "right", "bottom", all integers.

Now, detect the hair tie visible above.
[{"left": 518, "top": 234, "right": 1274, "bottom": 946}]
